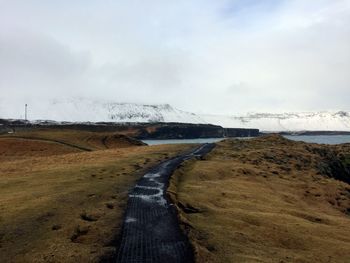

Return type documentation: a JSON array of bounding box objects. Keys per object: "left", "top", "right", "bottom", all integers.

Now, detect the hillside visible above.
[
  {"left": 169, "top": 135, "right": 350, "bottom": 262},
  {"left": 1, "top": 98, "right": 350, "bottom": 131},
  {"left": 0, "top": 98, "right": 205, "bottom": 124},
  {"left": 0, "top": 129, "right": 146, "bottom": 156},
  {"left": 0, "top": 121, "right": 259, "bottom": 139}
]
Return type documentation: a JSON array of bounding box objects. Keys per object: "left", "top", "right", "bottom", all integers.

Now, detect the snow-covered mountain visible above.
[
  {"left": 1, "top": 98, "right": 350, "bottom": 131},
  {"left": 0, "top": 98, "right": 205, "bottom": 124},
  {"left": 200, "top": 112, "right": 350, "bottom": 131}
]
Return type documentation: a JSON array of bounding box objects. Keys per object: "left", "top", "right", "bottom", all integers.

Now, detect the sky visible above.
[{"left": 0, "top": 0, "right": 349, "bottom": 114}]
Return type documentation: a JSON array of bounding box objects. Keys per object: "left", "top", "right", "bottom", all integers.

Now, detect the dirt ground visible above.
[
  {"left": 0, "top": 130, "right": 192, "bottom": 262},
  {"left": 169, "top": 135, "right": 350, "bottom": 263}
]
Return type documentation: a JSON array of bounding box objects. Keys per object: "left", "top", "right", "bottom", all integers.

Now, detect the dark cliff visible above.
[
  {"left": 135, "top": 123, "right": 259, "bottom": 139},
  {"left": 0, "top": 119, "right": 259, "bottom": 139}
]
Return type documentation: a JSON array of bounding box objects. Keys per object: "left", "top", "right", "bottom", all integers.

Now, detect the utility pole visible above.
[{"left": 25, "top": 104, "right": 28, "bottom": 121}]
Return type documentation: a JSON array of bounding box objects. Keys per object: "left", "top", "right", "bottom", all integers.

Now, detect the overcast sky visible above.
[{"left": 0, "top": 0, "right": 349, "bottom": 114}]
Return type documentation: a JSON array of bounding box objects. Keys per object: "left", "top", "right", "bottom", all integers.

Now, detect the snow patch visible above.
[
  {"left": 129, "top": 191, "right": 167, "bottom": 206},
  {"left": 125, "top": 217, "right": 137, "bottom": 223},
  {"left": 144, "top": 172, "right": 162, "bottom": 179}
]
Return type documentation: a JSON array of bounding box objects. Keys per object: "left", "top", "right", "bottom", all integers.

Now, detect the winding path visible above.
[{"left": 116, "top": 143, "right": 215, "bottom": 263}]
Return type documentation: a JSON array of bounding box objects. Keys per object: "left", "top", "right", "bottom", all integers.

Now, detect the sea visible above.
[
  {"left": 142, "top": 138, "right": 223, "bottom": 145},
  {"left": 143, "top": 135, "right": 350, "bottom": 145},
  {"left": 283, "top": 135, "right": 350, "bottom": 145}
]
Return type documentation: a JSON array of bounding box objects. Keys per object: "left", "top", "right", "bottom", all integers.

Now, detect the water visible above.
[
  {"left": 283, "top": 135, "right": 350, "bottom": 145},
  {"left": 143, "top": 135, "right": 350, "bottom": 145},
  {"left": 142, "top": 138, "right": 223, "bottom": 145}
]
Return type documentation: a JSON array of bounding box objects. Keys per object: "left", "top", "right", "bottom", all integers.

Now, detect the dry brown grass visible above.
[
  {"left": 0, "top": 129, "right": 192, "bottom": 262},
  {"left": 1, "top": 128, "right": 145, "bottom": 152},
  {"left": 169, "top": 135, "right": 350, "bottom": 263},
  {"left": 0, "top": 137, "right": 83, "bottom": 161}
]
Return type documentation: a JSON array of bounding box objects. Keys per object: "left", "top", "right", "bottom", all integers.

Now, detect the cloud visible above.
[
  {"left": 0, "top": 0, "right": 349, "bottom": 114},
  {"left": 0, "top": 30, "right": 91, "bottom": 99}
]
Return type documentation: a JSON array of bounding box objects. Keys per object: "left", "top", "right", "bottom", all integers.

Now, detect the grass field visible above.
[
  {"left": 0, "top": 129, "right": 192, "bottom": 262},
  {"left": 2, "top": 129, "right": 350, "bottom": 262},
  {"left": 1, "top": 128, "right": 146, "bottom": 152},
  {"left": 169, "top": 135, "right": 350, "bottom": 263},
  {"left": 0, "top": 137, "right": 82, "bottom": 161}
]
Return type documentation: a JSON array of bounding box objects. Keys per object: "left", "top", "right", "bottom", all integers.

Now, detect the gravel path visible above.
[{"left": 116, "top": 143, "right": 215, "bottom": 263}]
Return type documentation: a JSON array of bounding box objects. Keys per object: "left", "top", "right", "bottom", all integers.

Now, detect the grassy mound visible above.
[
  {"left": 0, "top": 137, "right": 82, "bottom": 161},
  {"left": 169, "top": 135, "right": 350, "bottom": 262},
  {"left": 0, "top": 128, "right": 147, "bottom": 157}
]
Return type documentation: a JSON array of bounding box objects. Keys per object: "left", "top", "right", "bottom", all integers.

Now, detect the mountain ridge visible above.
[{"left": 1, "top": 98, "right": 349, "bottom": 131}]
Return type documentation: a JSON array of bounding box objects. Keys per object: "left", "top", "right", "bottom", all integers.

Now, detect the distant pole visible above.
[{"left": 25, "top": 104, "right": 28, "bottom": 121}]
